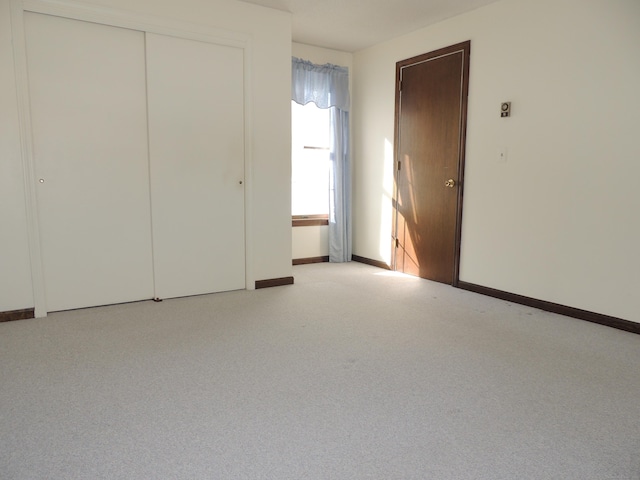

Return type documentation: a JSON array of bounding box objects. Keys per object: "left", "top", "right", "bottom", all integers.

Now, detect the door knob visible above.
[{"left": 445, "top": 179, "right": 456, "bottom": 188}]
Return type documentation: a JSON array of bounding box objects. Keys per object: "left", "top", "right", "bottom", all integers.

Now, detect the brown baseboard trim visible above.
[
  {"left": 0, "top": 308, "right": 35, "bottom": 323},
  {"left": 293, "top": 256, "right": 329, "bottom": 266},
  {"left": 351, "top": 255, "right": 391, "bottom": 270},
  {"left": 255, "top": 276, "right": 295, "bottom": 289},
  {"left": 457, "top": 281, "right": 639, "bottom": 335}
]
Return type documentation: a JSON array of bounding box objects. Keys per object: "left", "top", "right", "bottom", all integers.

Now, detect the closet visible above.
[{"left": 25, "top": 12, "right": 245, "bottom": 312}]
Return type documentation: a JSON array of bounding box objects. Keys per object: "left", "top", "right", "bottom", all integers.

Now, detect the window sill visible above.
[{"left": 292, "top": 215, "right": 329, "bottom": 227}]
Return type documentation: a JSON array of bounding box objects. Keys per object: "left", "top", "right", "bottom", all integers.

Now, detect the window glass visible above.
[{"left": 291, "top": 101, "right": 330, "bottom": 216}]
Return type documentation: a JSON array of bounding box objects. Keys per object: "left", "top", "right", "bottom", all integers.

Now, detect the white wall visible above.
[
  {"left": 292, "top": 226, "right": 329, "bottom": 260},
  {"left": 352, "top": 0, "right": 640, "bottom": 322},
  {"left": 292, "top": 42, "right": 353, "bottom": 70},
  {"left": 0, "top": 0, "right": 292, "bottom": 312},
  {"left": 291, "top": 42, "right": 352, "bottom": 260}
]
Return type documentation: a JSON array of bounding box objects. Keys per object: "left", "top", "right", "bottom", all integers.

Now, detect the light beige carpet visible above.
[{"left": 1, "top": 262, "right": 639, "bottom": 479}]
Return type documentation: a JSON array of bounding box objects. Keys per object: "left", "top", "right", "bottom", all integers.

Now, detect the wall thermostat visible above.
[{"left": 500, "top": 102, "right": 511, "bottom": 117}]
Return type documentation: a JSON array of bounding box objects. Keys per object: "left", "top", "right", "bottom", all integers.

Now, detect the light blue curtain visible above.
[{"left": 292, "top": 57, "right": 351, "bottom": 262}]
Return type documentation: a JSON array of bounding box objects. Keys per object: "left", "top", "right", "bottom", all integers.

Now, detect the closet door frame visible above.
[{"left": 10, "top": 0, "right": 255, "bottom": 317}]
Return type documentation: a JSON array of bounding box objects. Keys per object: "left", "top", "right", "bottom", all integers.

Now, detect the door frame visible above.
[
  {"left": 392, "top": 41, "right": 471, "bottom": 286},
  {"left": 10, "top": 0, "right": 254, "bottom": 317}
]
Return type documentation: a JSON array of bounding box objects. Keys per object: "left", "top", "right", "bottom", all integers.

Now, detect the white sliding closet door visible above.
[
  {"left": 146, "top": 34, "right": 245, "bottom": 299},
  {"left": 25, "top": 13, "right": 154, "bottom": 312}
]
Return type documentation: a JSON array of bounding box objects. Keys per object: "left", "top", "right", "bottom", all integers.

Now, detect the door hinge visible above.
[
  {"left": 395, "top": 238, "right": 400, "bottom": 248},
  {"left": 397, "top": 160, "right": 401, "bottom": 171}
]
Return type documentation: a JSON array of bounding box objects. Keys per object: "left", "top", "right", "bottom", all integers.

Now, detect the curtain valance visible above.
[{"left": 291, "top": 57, "right": 350, "bottom": 111}]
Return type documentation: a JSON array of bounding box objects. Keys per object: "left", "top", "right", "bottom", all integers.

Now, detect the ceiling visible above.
[{"left": 237, "top": 0, "right": 499, "bottom": 52}]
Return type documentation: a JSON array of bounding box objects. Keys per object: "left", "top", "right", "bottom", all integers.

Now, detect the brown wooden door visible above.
[{"left": 393, "top": 41, "right": 470, "bottom": 284}]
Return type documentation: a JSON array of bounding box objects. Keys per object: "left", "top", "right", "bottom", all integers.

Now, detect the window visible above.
[{"left": 291, "top": 101, "right": 330, "bottom": 226}]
